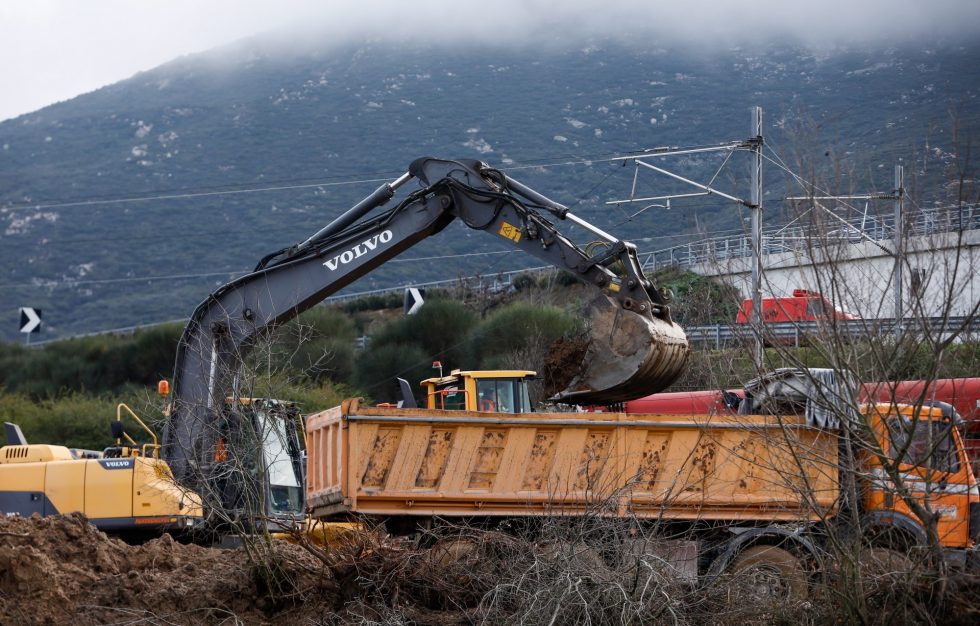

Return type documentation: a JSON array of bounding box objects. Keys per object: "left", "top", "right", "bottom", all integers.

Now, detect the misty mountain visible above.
[{"left": 1, "top": 37, "right": 977, "bottom": 341}]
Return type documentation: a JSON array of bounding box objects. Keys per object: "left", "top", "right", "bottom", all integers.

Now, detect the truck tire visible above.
[
  {"left": 430, "top": 537, "right": 479, "bottom": 569},
  {"left": 726, "top": 545, "right": 808, "bottom": 601},
  {"left": 859, "top": 547, "right": 916, "bottom": 585}
]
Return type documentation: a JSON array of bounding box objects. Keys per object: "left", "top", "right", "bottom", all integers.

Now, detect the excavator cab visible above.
[
  {"left": 211, "top": 398, "right": 306, "bottom": 528},
  {"left": 421, "top": 369, "right": 536, "bottom": 413}
]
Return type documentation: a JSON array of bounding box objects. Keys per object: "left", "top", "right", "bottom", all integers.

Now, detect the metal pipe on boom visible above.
[
  {"left": 294, "top": 172, "right": 412, "bottom": 253},
  {"left": 504, "top": 174, "right": 621, "bottom": 243}
]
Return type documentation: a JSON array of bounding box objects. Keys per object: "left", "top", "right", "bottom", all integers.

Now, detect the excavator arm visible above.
[{"left": 163, "top": 157, "right": 688, "bottom": 484}]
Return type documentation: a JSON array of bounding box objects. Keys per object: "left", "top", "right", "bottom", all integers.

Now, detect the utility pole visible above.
[
  {"left": 605, "top": 106, "right": 766, "bottom": 366},
  {"left": 893, "top": 165, "right": 904, "bottom": 341},
  {"left": 749, "top": 107, "right": 764, "bottom": 369}
]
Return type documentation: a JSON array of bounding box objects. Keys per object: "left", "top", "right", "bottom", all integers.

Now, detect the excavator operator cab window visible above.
[
  {"left": 255, "top": 407, "right": 304, "bottom": 515},
  {"left": 477, "top": 379, "right": 531, "bottom": 413}
]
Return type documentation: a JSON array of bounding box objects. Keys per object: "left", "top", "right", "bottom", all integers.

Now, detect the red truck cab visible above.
[{"left": 736, "top": 289, "right": 857, "bottom": 324}]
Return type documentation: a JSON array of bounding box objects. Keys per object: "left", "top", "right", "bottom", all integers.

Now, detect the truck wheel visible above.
[
  {"left": 430, "top": 537, "right": 478, "bottom": 568},
  {"left": 859, "top": 547, "right": 915, "bottom": 584},
  {"left": 725, "top": 545, "right": 808, "bottom": 601}
]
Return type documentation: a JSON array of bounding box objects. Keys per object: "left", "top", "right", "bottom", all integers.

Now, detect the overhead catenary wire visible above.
[
  {"left": 1, "top": 176, "right": 400, "bottom": 212},
  {"left": 757, "top": 142, "right": 908, "bottom": 289},
  {"left": 1, "top": 140, "right": 749, "bottom": 215},
  {"left": 2, "top": 146, "right": 741, "bottom": 251},
  {"left": 0, "top": 151, "right": 632, "bottom": 213},
  {"left": 761, "top": 147, "right": 895, "bottom": 254}
]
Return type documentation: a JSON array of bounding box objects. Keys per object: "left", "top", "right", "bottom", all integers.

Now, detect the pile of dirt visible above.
[
  {"left": 0, "top": 514, "right": 484, "bottom": 625},
  {"left": 0, "top": 514, "right": 334, "bottom": 625}
]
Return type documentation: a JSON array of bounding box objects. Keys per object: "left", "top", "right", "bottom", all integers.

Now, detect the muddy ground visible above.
[
  {"left": 0, "top": 514, "right": 511, "bottom": 625},
  {"left": 3, "top": 514, "right": 980, "bottom": 625},
  {"left": 0, "top": 514, "right": 326, "bottom": 624}
]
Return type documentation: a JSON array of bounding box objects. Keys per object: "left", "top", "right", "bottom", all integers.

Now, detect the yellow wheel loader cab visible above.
[{"left": 422, "top": 369, "right": 537, "bottom": 413}]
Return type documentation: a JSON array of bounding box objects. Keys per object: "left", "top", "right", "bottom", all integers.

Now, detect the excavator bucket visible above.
[{"left": 550, "top": 296, "right": 690, "bottom": 405}]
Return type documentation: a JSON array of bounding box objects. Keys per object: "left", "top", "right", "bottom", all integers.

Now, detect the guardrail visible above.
[{"left": 685, "top": 316, "right": 980, "bottom": 349}]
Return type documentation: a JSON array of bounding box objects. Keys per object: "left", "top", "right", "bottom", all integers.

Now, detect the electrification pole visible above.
[
  {"left": 893, "top": 165, "right": 904, "bottom": 340},
  {"left": 605, "top": 106, "right": 767, "bottom": 367},
  {"left": 750, "top": 107, "right": 764, "bottom": 369}
]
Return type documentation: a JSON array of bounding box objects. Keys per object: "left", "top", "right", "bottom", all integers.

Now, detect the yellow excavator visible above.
[
  {"left": 2, "top": 157, "right": 689, "bottom": 536},
  {"left": 0, "top": 403, "right": 204, "bottom": 536}
]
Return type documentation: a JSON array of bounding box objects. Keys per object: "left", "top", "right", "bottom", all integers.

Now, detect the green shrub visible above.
[
  {"left": 511, "top": 272, "right": 538, "bottom": 291},
  {"left": 555, "top": 270, "right": 581, "bottom": 287},
  {"left": 353, "top": 344, "right": 432, "bottom": 404},
  {"left": 652, "top": 268, "right": 741, "bottom": 325},
  {"left": 274, "top": 307, "right": 357, "bottom": 383},
  {"left": 371, "top": 299, "right": 477, "bottom": 369},
  {"left": 339, "top": 291, "right": 404, "bottom": 313},
  {"left": 472, "top": 303, "right": 582, "bottom": 370},
  {"left": 0, "top": 391, "right": 141, "bottom": 451},
  {"left": 126, "top": 323, "right": 183, "bottom": 383},
  {"left": 0, "top": 324, "right": 182, "bottom": 398},
  {"left": 242, "top": 375, "right": 356, "bottom": 414}
]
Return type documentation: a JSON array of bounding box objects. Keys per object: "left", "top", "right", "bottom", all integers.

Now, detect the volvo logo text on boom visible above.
[{"left": 323, "top": 230, "right": 393, "bottom": 271}]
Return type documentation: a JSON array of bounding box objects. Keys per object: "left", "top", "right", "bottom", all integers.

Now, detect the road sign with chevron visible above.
[{"left": 19, "top": 307, "right": 41, "bottom": 334}]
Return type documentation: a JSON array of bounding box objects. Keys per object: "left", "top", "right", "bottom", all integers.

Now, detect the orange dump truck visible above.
[
  {"left": 306, "top": 368, "right": 980, "bottom": 582},
  {"left": 306, "top": 399, "right": 838, "bottom": 522}
]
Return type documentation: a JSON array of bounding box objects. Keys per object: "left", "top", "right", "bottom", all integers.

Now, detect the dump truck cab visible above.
[
  {"left": 421, "top": 369, "right": 536, "bottom": 413},
  {"left": 741, "top": 369, "right": 980, "bottom": 556},
  {"left": 863, "top": 402, "right": 980, "bottom": 552}
]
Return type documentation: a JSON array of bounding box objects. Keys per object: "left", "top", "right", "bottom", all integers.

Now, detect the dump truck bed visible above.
[{"left": 306, "top": 399, "right": 839, "bottom": 522}]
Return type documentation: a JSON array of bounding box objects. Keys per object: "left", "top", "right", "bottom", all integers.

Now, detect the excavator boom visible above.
[{"left": 163, "top": 157, "right": 688, "bottom": 486}]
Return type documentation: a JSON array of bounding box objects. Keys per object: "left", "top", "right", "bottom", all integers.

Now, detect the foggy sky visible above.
[{"left": 2, "top": 0, "right": 978, "bottom": 122}]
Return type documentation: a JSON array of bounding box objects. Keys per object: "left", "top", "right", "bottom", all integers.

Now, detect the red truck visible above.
[{"left": 735, "top": 289, "right": 857, "bottom": 324}]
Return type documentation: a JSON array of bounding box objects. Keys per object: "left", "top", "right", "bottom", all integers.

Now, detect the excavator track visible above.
[{"left": 550, "top": 297, "right": 690, "bottom": 405}]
